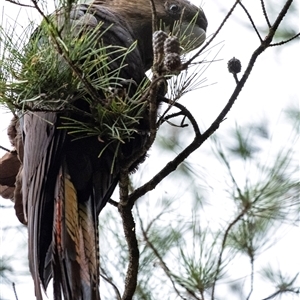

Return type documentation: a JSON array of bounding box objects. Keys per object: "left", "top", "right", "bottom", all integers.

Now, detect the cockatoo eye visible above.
[{"left": 169, "top": 4, "right": 181, "bottom": 14}]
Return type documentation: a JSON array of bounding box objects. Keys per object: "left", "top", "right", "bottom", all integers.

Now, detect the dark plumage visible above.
[{"left": 0, "top": 1, "right": 207, "bottom": 299}]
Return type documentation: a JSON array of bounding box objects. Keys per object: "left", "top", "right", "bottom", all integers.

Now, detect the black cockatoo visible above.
[{"left": 0, "top": 0, "right": 207, "bottom": 299}]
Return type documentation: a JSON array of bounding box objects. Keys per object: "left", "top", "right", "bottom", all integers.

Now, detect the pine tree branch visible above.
[
  {"left": 136, "top": 207, "right": 200, "bottom": 300},
  {"left": 118, "top": 166, "right": 139, "bottom": 300},
  {"left": 211, "top": 207, "right": 249, "bottom": 299},
  {"left": 29, "top": 0, "right": 101, "bottom": 104},
  {"left": 12, "top": 282, "right": 19, "bottom": 300},
  {"left": 0, "top": 145, "right": 11, "bottom": 152},
  {"left": 270, "top": 33, "right": 300, "bottom": 46},
  {"left": 246, "top": 254, "right": 255, "bottom": 300},
  {"left": 262, "top": 289, "right": 300, "bottom": 300}
]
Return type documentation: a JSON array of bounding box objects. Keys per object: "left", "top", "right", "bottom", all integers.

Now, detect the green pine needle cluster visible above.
[
  {"left": 171, "top": 11, "right": 205, "bottom": 54},
  {"left": 0, "top": 1, "right": 206, "bottom": 155},
  {"left": 0, "top": 8, "right": 149, "bottom": 146}
]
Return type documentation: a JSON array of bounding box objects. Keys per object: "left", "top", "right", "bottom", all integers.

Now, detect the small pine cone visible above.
[
  {"left": 228, "top": 57, "right": 241, "bottom": 74},
  {"left": 164, "top": 53, "right": 181, "bottom": 72},
  {"left": 153, "top": 30, "right": 168, "bottom": 58},
  {"left": 164, "top": 36, "right": 180, "bottom": 55}
]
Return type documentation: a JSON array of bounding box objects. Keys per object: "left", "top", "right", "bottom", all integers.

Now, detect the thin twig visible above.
[
  {"left": 145, "top": 210, "right": 169, "bottom": 235},
  {"left": 260, "top": 0, "right": 271, "bottom": 28},
  {"left": 0, "top": 145, "right": 11, "bottom": 152},
  {"left": 238, "top": 1, "right": 263, "bottom": 42},
  {"left": 108, "top": 198, "right": 119, "bottom": 207},
  {"left": 246, "top": 254, "right": 255, "bottom": 300},
  {"left": 182, "top": 0, "right": 239, "bottom": 69},
  {"left": 136, "top": 207, "right": 198, "bottom": 300},
  {"left": 262, "top": 289, "right": 299, "bottom": 300},
  {"left": 232, "top": 73, "right": 239, "bottom": 84},
  {"left": 149, "top": 0, "right": 157, "bottom": 32},
  {"left": 128, "top": 99, "right": 201, "bottom": 204},
  {"left": 159, "top": 110, "right": 186, "bottom": 124},
  {"left": 270, "top": 33, "right": 300, "bottom": 46},
  {"left": 100, "top": 268, "right": 122, "bottom": 300},
  {"left": 210, "top": 207, "right": 248, "bottom": 300},
  {"left": 12, "top": 282, "right": 19, "bottom": 300},
  {"left": 266, "top": 0, "right": 294, "bottom": 40},
  {"left": 5, "top": 0, "right": 35, "bottom": 8},
  {"left": 160, "top": 113, "right": 188, "bottom": 128},
  {"left": 162, "top": 99, "right": 201, "bottom": 135},
  {"left": 217, "top": 147, "right": 246, "bottom": 203}
]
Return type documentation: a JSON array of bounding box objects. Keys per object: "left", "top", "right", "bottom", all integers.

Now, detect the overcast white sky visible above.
[{"left": 0, "top": 0, "right": 299, "bottom": 299}]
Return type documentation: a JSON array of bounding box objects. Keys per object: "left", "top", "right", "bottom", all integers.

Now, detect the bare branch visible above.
[
  {"left": 118, "top": 192, "right": 139, "bottom": 300},
  {"left": 270, "top": 33, "right": 300, "bottom": 46},
  {"left": 12, "top": 282, "right": 19, "bottom": 300},
  {"left": 108, "top": 198, "right": 119, "bottom": 207},
  {"left": 238, "top": 1, "right": 262, "bottom": 42},
  {"left": 260, "top": 0, "right": 271, "bottom": 28},
  {"left": 267, "top": 0, "right": 294, "bottom": 40},
  {"left": 262, "top": 289, "right": 300, "bottom": 300},
  {"left": 129, "top": 99, "right": 201, "bottom": 203},
  {"left": 246, "top": 254, "right": 255, "bottom": 300},
  {"left": 160, "top": 99, "right": 201, "bottom": 135},
  {"left": 100, "top": 268, "right": 122, "bottom": 300},
  {"left": 0, "top": 145, "right": 11, "bottom": 152},
  {"left": 211, "top": 207, "right": 249, "bottom": 299}
]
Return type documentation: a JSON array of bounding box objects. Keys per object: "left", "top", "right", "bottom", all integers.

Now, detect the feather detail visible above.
[{"left": 52, "top": 165, "right": 100, "bottom": 300}]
